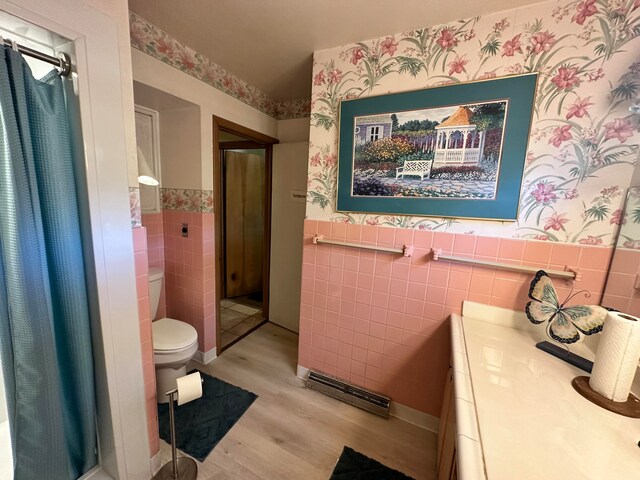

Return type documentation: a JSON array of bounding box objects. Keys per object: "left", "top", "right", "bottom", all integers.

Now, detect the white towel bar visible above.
[
  {"left": 312, "top": 235, "right": 413, "bottom": 257},
  {"left": 431, "top": 248, "right": 578, "bottom": 280}
]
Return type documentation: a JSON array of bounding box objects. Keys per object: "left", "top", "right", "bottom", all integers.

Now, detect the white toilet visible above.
[{"left": 149, "top": 267, "right": 198, "bottom": 403}]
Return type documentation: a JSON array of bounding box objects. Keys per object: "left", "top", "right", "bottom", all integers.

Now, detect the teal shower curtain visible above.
[{"left": 0, "top": 46, "right": 97, "bottom": 479}]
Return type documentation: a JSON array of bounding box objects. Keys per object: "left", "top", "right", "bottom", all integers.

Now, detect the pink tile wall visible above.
[
  {"left": 132, "top": 227, "right": 159, "bottom": 457},
  {"left": 601, "top": 248, "right": 640, "bottom": 315},
  {"left": 142, "top": 212, "right": 166, "bottom": 319},
  {"left": 162, "top": 210, "right": 216, "bottom": 353},
  {"left": 298, "top": 220, "right": 612, "bottom": 416}
]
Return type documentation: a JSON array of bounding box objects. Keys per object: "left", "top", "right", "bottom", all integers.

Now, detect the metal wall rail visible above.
[
  {"left": 431, "top": 248, "right": 577, "bottom": 280},
  {"left": 312, "top": 235, "right": 414, "bottom": 257}
]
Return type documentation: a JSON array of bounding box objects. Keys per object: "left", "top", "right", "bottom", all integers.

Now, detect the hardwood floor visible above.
[{"left": 158, "top": 322, "right": 437, "bottom": 479}]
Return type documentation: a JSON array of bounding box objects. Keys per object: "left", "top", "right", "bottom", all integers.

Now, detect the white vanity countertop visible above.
[{"left": 453, "top": 301, "right": 640, "bottom": 480}]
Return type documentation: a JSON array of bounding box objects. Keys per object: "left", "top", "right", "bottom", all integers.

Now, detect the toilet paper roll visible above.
[
  {"left": 176, "top": 372, "right": 203, "bottom": 406},
  {"left": 589, "top": 311, "right": 640, "bottom": 402}
]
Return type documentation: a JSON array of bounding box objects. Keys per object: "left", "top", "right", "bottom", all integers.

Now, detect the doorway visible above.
[
  {"left": 213, "top": 117, "right": 278, "bottom": 351},
  {"left": 223, "top": 148, "right": 265, "bottom": 306}
]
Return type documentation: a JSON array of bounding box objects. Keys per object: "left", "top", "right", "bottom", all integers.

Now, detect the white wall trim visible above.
[
  {"left": 0, "top": 1, "right": 151, "bottom": 478},
  {"left": 79, "top": 465, "right": 115, "bottom": 480},
  {"left": 193, "top": 347, "right": 217, "bottom": 365},
  {"left": 296, "top": 365, "right": 439, "bottom": 433},
  {"left": 150, "top": 451, "right": 162, "bottom": 476},
  {"left": 390, "top": 402, "right": 439, "bottom": 433},
  {"left": 296, "top": 364, "right": 310, "bottom": 380}
]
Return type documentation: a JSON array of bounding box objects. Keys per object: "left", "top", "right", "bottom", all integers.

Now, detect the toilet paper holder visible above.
[{"left": 154, "top": 376, "right": 204, "bottom": 480}]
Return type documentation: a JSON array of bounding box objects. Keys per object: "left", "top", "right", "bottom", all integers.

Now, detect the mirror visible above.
[{"left": 601, "top": 186, "right": 640, "bottom": 316}]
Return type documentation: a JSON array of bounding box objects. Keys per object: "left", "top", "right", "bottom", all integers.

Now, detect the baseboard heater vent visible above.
[{"left": 306, "top": 370, "right": 390, "bottom": 418}]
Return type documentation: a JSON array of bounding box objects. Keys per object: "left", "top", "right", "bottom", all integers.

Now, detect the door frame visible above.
[{"left": 212, "top": 116, "right": 278, "bottom": 351}]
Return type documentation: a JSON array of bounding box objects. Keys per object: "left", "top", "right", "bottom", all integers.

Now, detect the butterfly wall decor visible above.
[{"left": 526, "top": 270, "right": 607, "bottom": 344}]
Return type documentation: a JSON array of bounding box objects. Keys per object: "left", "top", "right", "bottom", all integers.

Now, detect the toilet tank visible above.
[{"left": 148, "top": 267, "right": 164, "bottom": 320}]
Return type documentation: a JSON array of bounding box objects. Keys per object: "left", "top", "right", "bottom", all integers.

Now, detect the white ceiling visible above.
[{"left": 129, "top": 0, "right": 543, "bottom": 101}]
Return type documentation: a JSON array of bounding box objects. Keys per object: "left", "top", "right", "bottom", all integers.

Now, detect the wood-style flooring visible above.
[{"left": 157, "top": 322, "right": 437, "bottom": 479}]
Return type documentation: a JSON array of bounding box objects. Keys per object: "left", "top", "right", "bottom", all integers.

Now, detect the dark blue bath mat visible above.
[
  {"left": 330, "top": 446, "right": 414, "bottom": 479},
  {"left": 157, "top": 370, "right": 257, "bottom": 461}
]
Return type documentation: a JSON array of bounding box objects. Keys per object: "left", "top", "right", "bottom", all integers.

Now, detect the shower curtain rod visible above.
[{"left": 2, "top": 37, "right": 71, "bottom": 76}]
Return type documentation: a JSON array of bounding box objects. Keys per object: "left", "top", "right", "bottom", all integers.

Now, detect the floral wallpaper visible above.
[
  {"left": 277, "top": 98, "right": 313, "bottom": 120},
  {"left": 307, "top": 0, "right": 640, "bottom": 246},
  {"left": 160, "top": 188, "right": 214, "bottom": 213},
  {"left": 616, "top": 186, "right": 640, "bottom": 247},
  {"left": 129, "top": 12, "right": 310, "bottom": 120},
  {"left": 129, "top": 187, "right": 142, "bottom": 228},
  {"left": 129, "top": 187, "right": 213, "bottom": 226}
]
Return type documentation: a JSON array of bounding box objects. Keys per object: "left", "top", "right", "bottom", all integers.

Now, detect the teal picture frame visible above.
[{"left": 337, "top": 73, "right": 538, "bottom": 221}]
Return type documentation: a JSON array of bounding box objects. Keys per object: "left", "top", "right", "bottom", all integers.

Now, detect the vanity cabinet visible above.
[{"left": 437, "top": 366, "right": 457, "bottom": 480}]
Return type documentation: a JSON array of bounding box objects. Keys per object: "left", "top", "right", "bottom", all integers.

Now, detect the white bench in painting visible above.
[{"left": 395, "top": 160, "right": 432, "bottom": 180}]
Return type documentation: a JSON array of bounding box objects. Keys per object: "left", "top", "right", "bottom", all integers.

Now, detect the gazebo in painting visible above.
[{"left": 433, "top": 107, "right": 485, "bottom": 167}]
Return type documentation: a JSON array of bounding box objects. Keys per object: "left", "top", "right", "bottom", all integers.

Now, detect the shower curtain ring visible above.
[
  {"left": 10, "top": 39, "right": 18, "bottom": 52},
  {"left": 56, "top": 52, "right": 71, "bottom": 76}
]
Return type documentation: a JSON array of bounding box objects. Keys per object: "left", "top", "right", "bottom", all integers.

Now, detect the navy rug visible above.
[
  {"left": 157, "top": 370, "right": 257, "bottom": 462},
  {"left": 330, "top": 446, "right": 414, "bottom": 480}
]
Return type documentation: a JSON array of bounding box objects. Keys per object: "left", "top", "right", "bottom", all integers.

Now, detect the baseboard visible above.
[
  {"left": 150, "top": 450, "right": 162, "bottom": 476},
  {"left": 296, "top": 364, "right": 310, "bottom": 380},
  {"left": 390, "top": 401, "right": 439, "bottom": 433},
  {"left": 297, "top": 365, "right": 438, "bottom": 433},
  {"left": 193, "top": 347, "right": 217, "bottom": 365}
]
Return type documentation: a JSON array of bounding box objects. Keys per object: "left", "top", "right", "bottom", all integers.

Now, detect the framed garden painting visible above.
[{"left": 337, "top": 73, "right": 538, "bottom": 221}]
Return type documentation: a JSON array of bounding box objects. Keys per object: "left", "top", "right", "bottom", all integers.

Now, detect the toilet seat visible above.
[{"left": 152, "top": 317, "right": 198, "bottom": 352}]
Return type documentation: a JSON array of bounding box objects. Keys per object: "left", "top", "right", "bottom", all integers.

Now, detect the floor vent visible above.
[{"left": 306, "top": 370, "right": 390, "bottom": 418}]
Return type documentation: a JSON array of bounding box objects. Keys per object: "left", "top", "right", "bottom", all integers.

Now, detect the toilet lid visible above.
[{"left": 152, "top": 318, "right": 198, "bottom": 351}]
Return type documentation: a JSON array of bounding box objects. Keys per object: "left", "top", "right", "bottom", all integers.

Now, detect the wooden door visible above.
[{"left": 224, "top": 150, "right": 264, "bottom": 298}]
